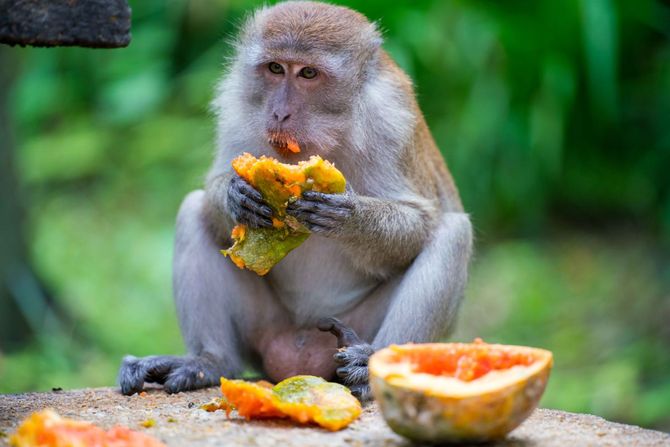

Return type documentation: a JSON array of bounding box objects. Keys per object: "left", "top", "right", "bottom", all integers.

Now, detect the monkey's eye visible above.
[
  {"left": 268, "top": 62, "right": 284, "bottom": 74},
  {"left": 299, "top": 67, "right": 318, "bottom": 79}
]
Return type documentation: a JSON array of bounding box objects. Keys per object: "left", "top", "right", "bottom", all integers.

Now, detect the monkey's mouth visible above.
[{"left": 268, "top": 131, "right": 301, "bottom": 154}]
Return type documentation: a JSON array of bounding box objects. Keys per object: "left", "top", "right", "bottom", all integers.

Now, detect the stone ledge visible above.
[{"left": 0, "top": 387, "right": 668, "bottom": 446}]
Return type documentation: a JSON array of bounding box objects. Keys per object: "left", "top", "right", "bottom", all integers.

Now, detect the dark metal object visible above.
[{"left": 0, "top": 0, "right": 131, "bottom": 48}]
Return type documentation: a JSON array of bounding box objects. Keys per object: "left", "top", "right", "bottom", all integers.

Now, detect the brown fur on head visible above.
[{"left": 255, "top": 1, "right": 381, "bottom": 61}]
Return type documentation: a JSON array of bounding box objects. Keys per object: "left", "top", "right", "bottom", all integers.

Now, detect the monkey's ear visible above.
[{"left": 368, "top": 21, "right": 384, "bottom": 50}]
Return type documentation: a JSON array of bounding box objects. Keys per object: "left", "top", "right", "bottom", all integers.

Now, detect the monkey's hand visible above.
[
  {"left": 317, "top": 317, "right": 374, "bottom": 401},
  {"left": 227, "top": 175, "right": 274, "bottom": 228},
  {"left": 286, "top": 190, "right": 354, "bottom": 235}
]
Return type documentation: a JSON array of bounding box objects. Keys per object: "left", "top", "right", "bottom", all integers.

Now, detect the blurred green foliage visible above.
[{"left": 1, "top": 0, "right": 669, "bottom": 431}]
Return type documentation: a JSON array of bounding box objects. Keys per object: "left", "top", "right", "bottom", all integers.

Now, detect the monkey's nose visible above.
[{"left": 273, "top": 111, "right": 291, "bottom": 123}]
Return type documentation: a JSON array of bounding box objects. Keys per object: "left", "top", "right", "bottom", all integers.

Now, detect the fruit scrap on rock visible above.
[
  {"left": 222, "top": 153, "right": 346, "bottom": 275},
  {"left": 10, "top": 409, "right": 166, "bottom": 447},
  {"left": 139, "top": 419, "right": 156, "bottom": 428},
  {"left": 272, "top": 376, "right": 363, "bottom": 431},
  {"left": 210, "top": 375, "right": 361, "bottom": 431},
  {"left": 218, "top": 379, "right": 285, "bottom": 419}
]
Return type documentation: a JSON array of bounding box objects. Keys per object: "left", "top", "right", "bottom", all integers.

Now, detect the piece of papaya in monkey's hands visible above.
[{"left": 222, "top": 153, "right": 346, "bottom": 275}]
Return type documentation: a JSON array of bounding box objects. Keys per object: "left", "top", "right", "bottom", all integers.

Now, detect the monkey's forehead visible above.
[{"left": 240, "top": 2, "right": 380, "bottom": 61}]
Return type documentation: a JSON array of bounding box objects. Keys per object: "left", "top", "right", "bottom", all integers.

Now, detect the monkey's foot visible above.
[
  {"left": 317, "top": 317, "right": 375, "bottom": 401},
  {"left": 118, "top": 355, "right": 221, "bottom": 395}
]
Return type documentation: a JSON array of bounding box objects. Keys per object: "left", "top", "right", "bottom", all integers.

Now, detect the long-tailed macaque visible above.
[{"left": 119, "top": 1, "right": 472, "bottom": 400}]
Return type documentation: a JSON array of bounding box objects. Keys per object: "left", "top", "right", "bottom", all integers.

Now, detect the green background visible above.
[{"left": 1, "top": 0, "right": 669, "bottom": 431}]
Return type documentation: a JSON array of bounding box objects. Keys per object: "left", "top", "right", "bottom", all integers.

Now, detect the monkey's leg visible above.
[
  {"left": 321, "top": 213, "right": 472, "bottom": 400},
  {"left": 119, "top": 190, "right": 273, "bottom": 395}
]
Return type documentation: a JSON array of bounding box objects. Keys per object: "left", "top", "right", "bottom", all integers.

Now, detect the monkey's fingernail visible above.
[
  {"left": 334, "top": 352, "right": 347, "bottom": 362},
  {"left": 336, "top": 367, "right": 349, "bottom": 378}
]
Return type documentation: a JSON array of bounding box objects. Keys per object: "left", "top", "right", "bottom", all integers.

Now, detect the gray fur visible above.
[{"left": 118, "top": 1, "right": 472, "bottom": 398}]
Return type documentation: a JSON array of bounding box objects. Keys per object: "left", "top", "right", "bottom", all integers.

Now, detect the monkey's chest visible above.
[{"left": 267, "top": 236, "right": 378, "bottom": 322}]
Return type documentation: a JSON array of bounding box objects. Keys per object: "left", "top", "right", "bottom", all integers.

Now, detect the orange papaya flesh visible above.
[
  {"left": 387, "top": 338, "right": 537, "bottom": 382},
  {"left": 218, "top": 378, "right": 285, "bottom": 419},
  {"left": 216, "top": 375, "right": 361, "bottom": 431},
  {"left": 222, "top": 153, "right": 346, "bottom": 275},
  {"left": 10, "top": 409, "right": 166, "bottom": 447}
]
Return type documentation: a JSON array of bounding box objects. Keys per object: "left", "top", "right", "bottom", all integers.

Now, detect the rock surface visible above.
[{"left": 0, "top": 387, "right": 668, "bottom": 446}]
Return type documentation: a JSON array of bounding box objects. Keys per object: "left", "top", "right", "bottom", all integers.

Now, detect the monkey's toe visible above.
[
  {"left": 118, "top": 355, "right": 188, "bottom": 395},
  {"left": 118, "top": 355, "right": 146, "bottom": 395},
  {"left": 164, "top": 363, "right": 218, "bottom": 394},
  {"left": 333, "top": 343, "right": 374, "bottom": 366},
  {"left": 336, "top": 364, "right": 369, "bottom": 385},
  {"left": 332, "top": 342, "right": 374, "bottom": 400},
  {"left": 349, "top": 383, "right": 372, "bottom": 402}
]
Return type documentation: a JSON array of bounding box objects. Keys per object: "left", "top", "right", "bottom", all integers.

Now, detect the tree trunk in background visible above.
[{"left": 0, "top": 46, "right": 33, "bottom": 349}]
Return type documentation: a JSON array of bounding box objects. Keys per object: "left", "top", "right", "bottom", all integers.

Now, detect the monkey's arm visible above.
[
  {"left": 287, "top": 190, "right": 437, "bottom": 275},
  {"left": 319, "top": 212, "right": 472, "bottom": 399}
]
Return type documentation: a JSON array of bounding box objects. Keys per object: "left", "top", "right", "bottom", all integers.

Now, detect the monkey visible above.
[{"left": 118, "top": 1, "right": 472, "bottom": 400}]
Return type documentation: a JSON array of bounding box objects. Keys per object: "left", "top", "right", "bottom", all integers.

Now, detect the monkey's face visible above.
[
  {"left": 233, "top": 2, "right": 382, "bottom": 156},
  {"left": 248, "top": 56, "right": 353, "bottom": 156},
  {"left": 232, "top": 2, "right": 383, "bottom": 156}
]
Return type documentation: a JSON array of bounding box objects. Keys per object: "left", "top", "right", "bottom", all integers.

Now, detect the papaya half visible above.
[{"left": 369, "top": 339, "right": 553, "bottom": 443}]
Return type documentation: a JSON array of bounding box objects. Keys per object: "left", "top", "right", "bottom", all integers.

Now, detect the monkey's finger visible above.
[
  {"left": 288, "top": 198, "right": 352, "bottom": 221},
  {"left": 317, "top": 317, "right": 363, "bottom": 348},
  {"left": 302, "top": 191, "right": 353, "bottom": 209},
  {"left": 286, "top": 198, "right": 319, "bottom": 213},
  {"left": 239, "top": 194, "right": 273, "bottom": 218},
  {"left": 231, "top": 177, "right": 273, "bottom": 217},
  {"left": 291, "top": 211, "right": 339, "bottom": 229},
  {"left": 232, "top": 175, "right": 263, "bottom": 202},
  {"left": 236, "top": 209, "right": 273, "bottom": 228},
  {"left": 286, "top": 199, "right": 348, "bottom": 215},
  {"left": 230, "top": 202, "right": 266, "bottom": 227}
]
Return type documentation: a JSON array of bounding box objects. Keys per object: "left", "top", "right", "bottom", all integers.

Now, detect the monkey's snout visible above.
[{"left": 273, "top": 111, "right": 291, "bottom": 123}]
